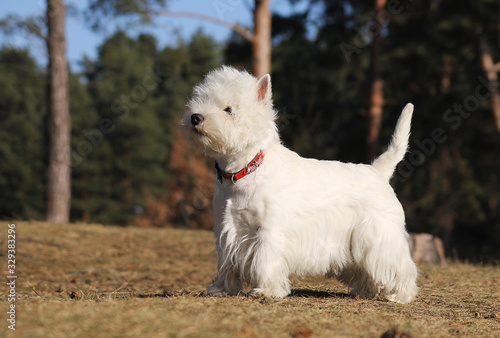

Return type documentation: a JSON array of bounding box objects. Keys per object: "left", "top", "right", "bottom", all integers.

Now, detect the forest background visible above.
[{"left": 1, "top": 0, "right": 499, "bottom": 262}]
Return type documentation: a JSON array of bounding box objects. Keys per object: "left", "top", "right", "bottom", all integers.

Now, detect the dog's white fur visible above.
[{"left": 182, "top": 66, "right": 419, "bottom": 304}]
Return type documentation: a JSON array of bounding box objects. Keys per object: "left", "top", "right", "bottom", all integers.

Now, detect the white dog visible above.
[{"left": 182, "top": 66, "right": 419, "bottom": 304}]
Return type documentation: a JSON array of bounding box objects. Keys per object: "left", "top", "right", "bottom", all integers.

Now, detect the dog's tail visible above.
[{"left": 372, "top": 103, "right": 414, "bottom": 181}]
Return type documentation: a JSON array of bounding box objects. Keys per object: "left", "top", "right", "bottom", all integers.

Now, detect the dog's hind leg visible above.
[
  {"left": 351, "top": 214, "right": 419, "bottom": 304},
  {"left": 336, "top": 266, "right": 379, "bottom": 299}
]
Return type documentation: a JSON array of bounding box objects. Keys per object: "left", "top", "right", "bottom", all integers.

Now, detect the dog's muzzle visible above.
[{"left": 191, "top": 113, "right": 204, "bottom": 126}]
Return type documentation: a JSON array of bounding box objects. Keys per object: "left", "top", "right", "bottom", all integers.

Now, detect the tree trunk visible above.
[
  {"left": 366, "top": 0, "right": 387, "bottom": 162},
  {"left": 46, "top": 0, "right": 71, "bottom": 223},
  {"left": 477, "top": 30, "right": 500, "bottom": 132},
  {"left": 253, "top": 0, "right": 271, "bottom": 77}
]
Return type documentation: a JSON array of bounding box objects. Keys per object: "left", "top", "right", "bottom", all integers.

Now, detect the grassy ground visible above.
[{"left": 2, "top": 221, "right": 499, "bottom": 337}]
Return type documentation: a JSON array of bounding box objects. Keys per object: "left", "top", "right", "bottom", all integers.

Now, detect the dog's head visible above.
[{"left": 182, "top": 66, "right": 278, "bottom": 158}]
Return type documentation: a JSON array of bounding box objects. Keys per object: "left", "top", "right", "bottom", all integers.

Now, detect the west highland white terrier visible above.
[{"left": 182, "top": 66, "right": 419, "bottom": 304}]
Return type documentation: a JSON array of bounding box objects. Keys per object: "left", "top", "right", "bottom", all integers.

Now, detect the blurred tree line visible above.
[
  {"left": 0, "top": 30, "right": 218, "bottom": 226},
  {"left": 1, "top": 0, "right": 499, "bottom": 261}
]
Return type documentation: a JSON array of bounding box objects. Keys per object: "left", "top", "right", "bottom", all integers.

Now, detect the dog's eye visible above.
[{"left": 223, "top": 106, "right": 232, "bottom": 115}]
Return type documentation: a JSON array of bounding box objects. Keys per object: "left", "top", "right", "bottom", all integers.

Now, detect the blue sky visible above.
[{"left": 1, "top": 0, "right": 311, "bottom": 71}]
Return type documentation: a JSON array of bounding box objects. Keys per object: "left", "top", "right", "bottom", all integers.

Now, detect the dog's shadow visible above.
[
  {"left": 135, "top": 289, "right": 352, "bottom": 300},
  {"left": 290, "top": 289, "right": 352, "bottom": 299},
  {"left": 136, "top": 290, "right": 205, "bottom": 298}
]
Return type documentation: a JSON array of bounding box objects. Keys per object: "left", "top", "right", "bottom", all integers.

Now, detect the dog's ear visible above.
[{"left": 257, "top": 74, "right": 271, "bottom": 102}]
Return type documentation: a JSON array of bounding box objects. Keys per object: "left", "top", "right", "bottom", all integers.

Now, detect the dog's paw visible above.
[
  {"left": 384, "top": 292, "right": 415, "bottom": 304},
  {"left": 207, "top": 285, "right": 227, "bottom": 297},
  {"left": 251, "top": 287, "right": 289, "bottom": 299}
]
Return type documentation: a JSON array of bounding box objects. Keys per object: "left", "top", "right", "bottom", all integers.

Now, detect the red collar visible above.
[{"left": 215, "top": 152, "right": 265, "bottom": 184}]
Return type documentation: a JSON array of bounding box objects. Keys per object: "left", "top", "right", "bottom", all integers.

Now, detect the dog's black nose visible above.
[{"left": 191, "top": 113, "right": 204, "bottom": 126}]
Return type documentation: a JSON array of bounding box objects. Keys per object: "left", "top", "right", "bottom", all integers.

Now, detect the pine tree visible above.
[
  {"left": 69, "top": 71, "right": 102, "bottom": 222},
  {"left": 83, "top": 32, "right": 167, "bottom": 224},
  {"left": 0, "top": 48, "right": 47, "bottom": 219},
  {"left": 135, "top": 30, "right": 220, "bottom": 229}
]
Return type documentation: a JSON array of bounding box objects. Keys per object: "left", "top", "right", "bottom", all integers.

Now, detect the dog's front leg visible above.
[
  {"left": 249, "top": 227, "right": 291, "bottom": 298},
  {"left": 207, "top": 245, "right": 243, "bottom": 296},
  {"left": 207, "top": 215, "right": 243, "bottom": 296}
]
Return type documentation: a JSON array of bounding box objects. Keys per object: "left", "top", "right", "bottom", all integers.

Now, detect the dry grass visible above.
[{"left": 3, "top": 221, "right": 499, "bottom": 337}]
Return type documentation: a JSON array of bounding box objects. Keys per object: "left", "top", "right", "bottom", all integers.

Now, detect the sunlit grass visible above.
[{"left": 5, "top": 221, "right": 500, "bottom": 337}]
